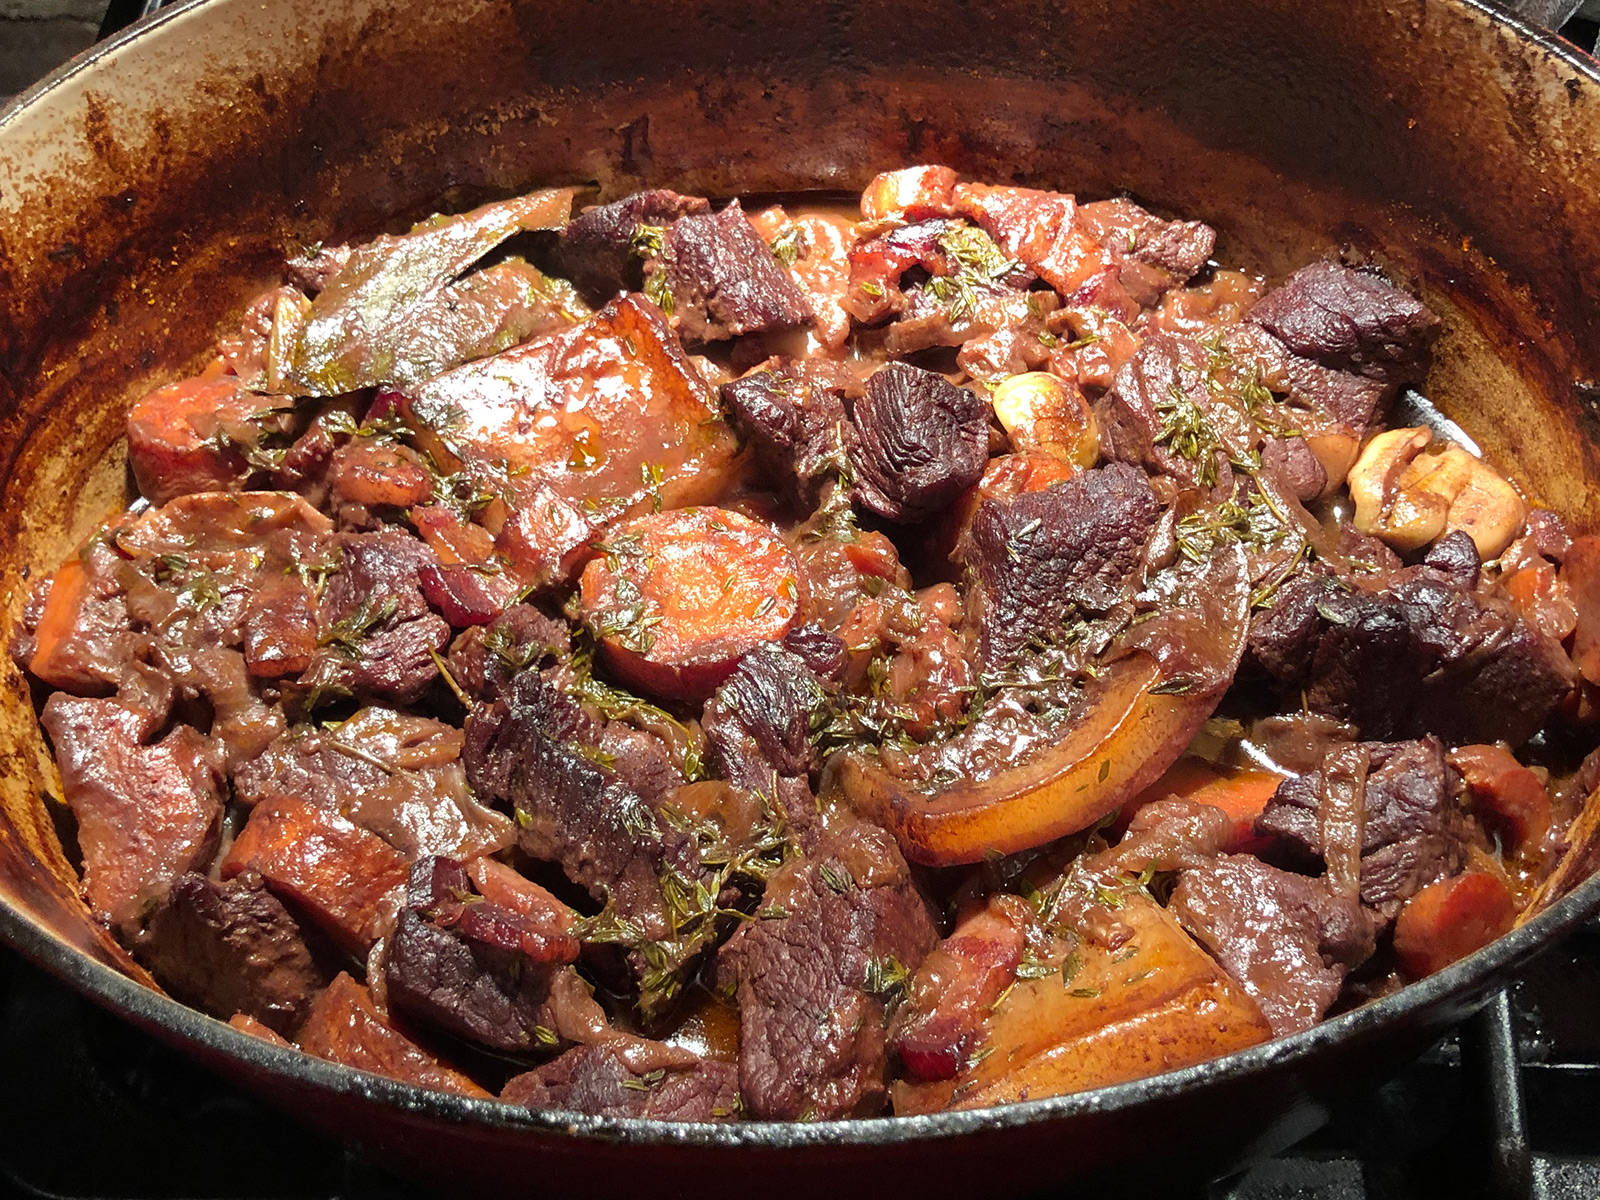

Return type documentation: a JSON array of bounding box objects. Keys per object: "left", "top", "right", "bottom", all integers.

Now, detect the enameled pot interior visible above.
[{"left": 3, "top": 0, "right": 1600, "bottom": 1153}]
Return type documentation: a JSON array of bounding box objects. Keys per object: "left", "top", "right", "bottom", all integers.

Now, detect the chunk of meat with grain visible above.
[
  {"left": 1170, "top": 854, "right": 1375, "bottom": 1037},
  {"left": 404, "top": 294, "right": 741, "bottom": 588},
  {"left": 42, "top": 696, "right": 222, "bottom": 934},
  {"left": 1097, "top": 332, "right": 1243, "bottom": 490},
  {"left": 889, "top": 895, "right": 1027, "bottom": 1083},
  {"left": 297, "top": 972, "right": 488, "bottom": 1097},
  {"left": 952, "top": 183, "right": 1129, "bottom": 314},
  {"left": 718, "top": 358, "right": 851, "bottom": 508},
  {"left": 139, "top": 870, "right": 321, "bottom": 1035},
  {"left": 1247, "top": 261, "right": 1440, "bottom": 388},
  {"left": 717, "top": 822, "right": 937, "bottom": 1120},
  {"left": 462, "top": 672, "right": 708, "bottom": 1013},
  {"left": 231, "top": 707, "right": 513, "bottom": 861},
  {"left": 220, "top": 795, "right": 410, "bottom": 953},
  {"left": 957, "top": 462, "right": 1161, "bottom": 669},
  {"left": 550, "top": 188, "right": 711, "bottom": 303},
  {"left": 1257, "top": 738, "right": 1466, "bottom": 916},
  {"left": 296, "top": 528, "right": 450, "bottom": 708},
  {"left": 893, "top": 892, "right": 1270, "bottom": 1113},
  {"left": 503, "top": 1044, "right": 741, "bottom": 1120},
  {"left": 126, "top": 372, "right": 284, "bottom": 504},
  {"left": 702, "top": 642, "right": 827, "bottom": 830},
  {"left": 577, "top": 506, "right": 802, "bottom": 700},
  {"left": 22, "top": 540, "right": 141, "bottom": 696},
  {"left": 1247, "top": 564, "right": 1575, "bottom": 747},
  {"left": 847, "top": 362, "right": 991, "bottom": 524},
  {"left": 382, "top": 856, "right": 580, "bottom": 1054},
  {"left": 647, "top": 200, "right": 813, "bottom": 342},
  {"left": 1077, "top": 197, "right": 1217, "bottom": 304}
]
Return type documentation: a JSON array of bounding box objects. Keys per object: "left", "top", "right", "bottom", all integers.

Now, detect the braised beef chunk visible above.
[
  {"left": 848, "top": 362, "right": 990, "bottom": 523},
  {"left": 704, "top": 643, "right": 824, "bottom": 782},
  {"left": 297, "top": 972, "right": 488, "bottom": 1097},
  {"left": 502, "top": 1044, "right": 740, "bottom": 1120},
  {"left": 1422, "top": 530, "right": 1481, "bottom": 584},
  {"left": 703, "top": 643, "right": 827, "bottom": 829},
  {"left": 719, "top": 359, "right": 850, "bottom": 507},
  {"left": 717, "top": 823, "right": 937, "bottom": 1119},
  {"left": 651, "top": 201, "right": 813, "bottom": 342},
  {"left": 462, "top": 672, "right": 702, "bottom": 944},
  {"left": 1257, "top": 737, "right": 1466, "bottom": 913},
  {"left": 42, "top": 696, "right": 223, "bottom": 934},
  {"left": 1248, "top": 565, "right": 1574, "bottom": 746},
  {"left": 959, "top": 462, "right": 1161, "bottom": 669},
  {"left": 233, "top": 708, "right": 512, "bottom": 861},
  {"left": 298, "top": 529, "right": 449, "bottom": 706},
  {"left": 1170, "top": 854, "right": 1375, "bottom": 1036},
  {"left": 141, "top": 871, "right": 321, "bottom": 1034},
  {"left": 782, "top": 623, "right": 848, "bottom": 682},
  {"left": 1077, "top": 197, "right": 1216, "bottom": 303},
  {"left": 445, "top": 604, "right": 569, "bottom": 703},
  {"left": 1260, "top": 434, "right": 1329, "bottom": 504},
  {"left": 1247, "top": 261, "right": 1440, "bottom": 386},
  {"left": 1098, "top": 333, "right": 1237, "bottom": 490},
  {"left": 550, "top": 188, "right": 711, "bottom": 302},
  {"left": 382, "top": 856, "right": 578, "bottom": 1054}
]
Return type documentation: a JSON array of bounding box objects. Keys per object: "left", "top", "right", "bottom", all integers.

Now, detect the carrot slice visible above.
[
  {"left": 1562, "top": 536, "right": 1600, "bottom": 686},
  {"left": 1392, "top": 871, "right": 1516, "bottom": 978},
  {"left": 577, "top": 506, "right": 801, "bottom": 700},
  {"left": 1448, "top": 744, "right": 1552, "bottom": 852},
  {"left": 28, "top": 557, "right": 90, "bottom": 690}
]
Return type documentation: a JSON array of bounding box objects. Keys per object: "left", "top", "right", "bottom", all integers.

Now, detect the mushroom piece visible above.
[
  {"left": 1348, "top": 426, "right": 1525, "bottom": 559},
  {"left": 989, "top": 371, "right": 1100, "bottom": 468}
]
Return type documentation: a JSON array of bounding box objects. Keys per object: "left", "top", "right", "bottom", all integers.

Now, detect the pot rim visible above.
[{"left": 2, "top": 0, "right": 1599, "bottom": 1152}]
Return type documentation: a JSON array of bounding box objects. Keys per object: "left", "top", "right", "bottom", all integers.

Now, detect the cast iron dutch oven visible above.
[{"left": 4, "top": 0, "right": 1600, "bottom": 1192}]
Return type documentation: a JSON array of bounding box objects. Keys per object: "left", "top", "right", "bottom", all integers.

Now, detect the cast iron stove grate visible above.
[{"left": 5, "top": 924, "right": 1600, "bottom": 1200}]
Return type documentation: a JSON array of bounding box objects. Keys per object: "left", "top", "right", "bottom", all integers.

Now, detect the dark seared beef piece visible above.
[
  {"left": 717, "top": 821, "right": 937, "bottom": 1119},
  {"left": 1098, "top": 333, "right": 1237, "bottom": 491},
  {"left": 42, "top": 696, "right": 223, "bottom": 935},
  {"left": 848, "top": 362, "right": 990, "bottom": 523},
  {"left": 298, "top": 528, "right": 449, "bottom": 706},
  {"left": 1260, "top": 434, "right": 1328, "bottom": 504},
  {"left": 549, "top": 189, "right": 710, "bottom": 302},
  {"left": 703, "top": 642, "right": 827, "bottom": 830},
  {"left": 958, "top": 462, "right": 1162, "bottom": 669},
  {"left": 1170, "top": 854, "right": 1375, "bottom": 1036},
  {"left": 652, "top": 201, "right": 813, "bottom": 342},
  {"left": 1257, "top": 738, "right": 1466, "bottom": 914},
  {"left": 502, "top": 1044, "right": 740, "bottom": 1120},
  {"left": 231, "top": 709, "right": 513, "bottom": 862},
  {"left": 1423, "top": 530, "right": 1481, "bottom": 584},
  {"left": 445, "top": 604, "right": 570, "bottom": 702},
  {"left": 1247, "top": 565, "right": 1574, "bottom": 746},
  {"left": 382, "top": 856, "right": 580, "bottom": 1054},
  {"left": 1247, "top": 261, "right": 1440, "bottom": 386},
  {"left": 140, "top": 871, "right": 321, "bottom": 1034},
  {"left": 463, "top": 672, "right": 701, "bottom": 942},
  {"left": 16, "top": 538, "right": 140, "bottom": 696},
  {"left": 719, "top": 359, "right": 850, "bottom": 508},
  {"left": 782, "top": 623, "right": 848, "bottom": 682},
  {"left": 1077, "top": 197, "right": 1215, "bottom": 305}
]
